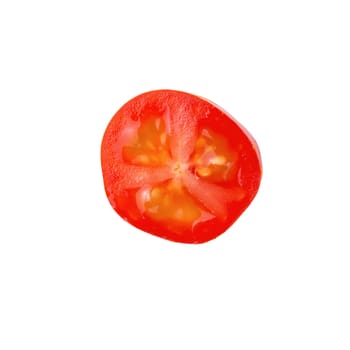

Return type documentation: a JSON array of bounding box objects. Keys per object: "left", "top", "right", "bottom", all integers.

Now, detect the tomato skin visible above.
[{"left": 101, "top": 90, "right": 262, "bottom": 244}]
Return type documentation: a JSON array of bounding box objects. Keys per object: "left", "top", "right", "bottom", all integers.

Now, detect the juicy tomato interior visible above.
[{"left": 101, "top": 90, "right": 262, "bottom": 243}]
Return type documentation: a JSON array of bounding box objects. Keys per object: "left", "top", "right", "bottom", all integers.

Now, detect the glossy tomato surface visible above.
[{"left": 101, "top": 90, "right": 262, "bottom": 244}]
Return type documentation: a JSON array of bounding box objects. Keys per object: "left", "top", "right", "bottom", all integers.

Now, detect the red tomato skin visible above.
[{"left": 101, "top": 90, "right": 262, "bottom": 244}]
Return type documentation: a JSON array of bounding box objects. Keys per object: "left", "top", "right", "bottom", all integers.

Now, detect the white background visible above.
[{"left": 1, "top": 1, "right": 349, "bottom": 349}]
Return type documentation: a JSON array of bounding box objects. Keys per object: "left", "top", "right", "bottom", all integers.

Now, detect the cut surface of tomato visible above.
[{"left": 101, "top": 90, "right": 262, "bottom": 244}]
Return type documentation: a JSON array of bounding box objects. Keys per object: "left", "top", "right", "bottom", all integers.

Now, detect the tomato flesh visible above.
[{"left": 101, "top": 90, "right": 262, "bottom": 243}]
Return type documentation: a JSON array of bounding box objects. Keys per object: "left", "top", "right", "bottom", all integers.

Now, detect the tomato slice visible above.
[{"left": 101, "top": 90, "right": 262, "bottom": 244}]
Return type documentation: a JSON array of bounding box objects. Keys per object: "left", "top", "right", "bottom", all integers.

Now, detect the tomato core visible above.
[{"left": 101, "top": 90, "right": 262, "bottom": 243}]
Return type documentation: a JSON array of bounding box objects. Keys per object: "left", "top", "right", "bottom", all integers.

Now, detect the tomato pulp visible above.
[{"left": 101, "top": 90, "right": 262, "bottom": 244}]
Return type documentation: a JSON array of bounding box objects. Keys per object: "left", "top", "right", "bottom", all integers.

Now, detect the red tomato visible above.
[{"left": 101, "top": 90, "right": 262, "bottom": 244}]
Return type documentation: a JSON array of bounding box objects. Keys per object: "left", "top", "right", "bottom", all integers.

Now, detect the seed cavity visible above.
[
  {"left": 196, "top": 137, "right": 206, "bottom": 148},
  {"left": 160, "top": 132, "right": 166, "bottom": 145},
  {"left": 196, "top": 167, "right": 211, "bottom": 177},
  {"left": 146, "top": 140, "right": 156, "bottom": 150},
  {"left": 210, "top": 155, "right": 226, "bottom": 165},
  {"left": 134, "top": 154, "right": 149, "bottom": 164},
  {"left": 151, "top": 187, "right": 161, "bottom": 200}
]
